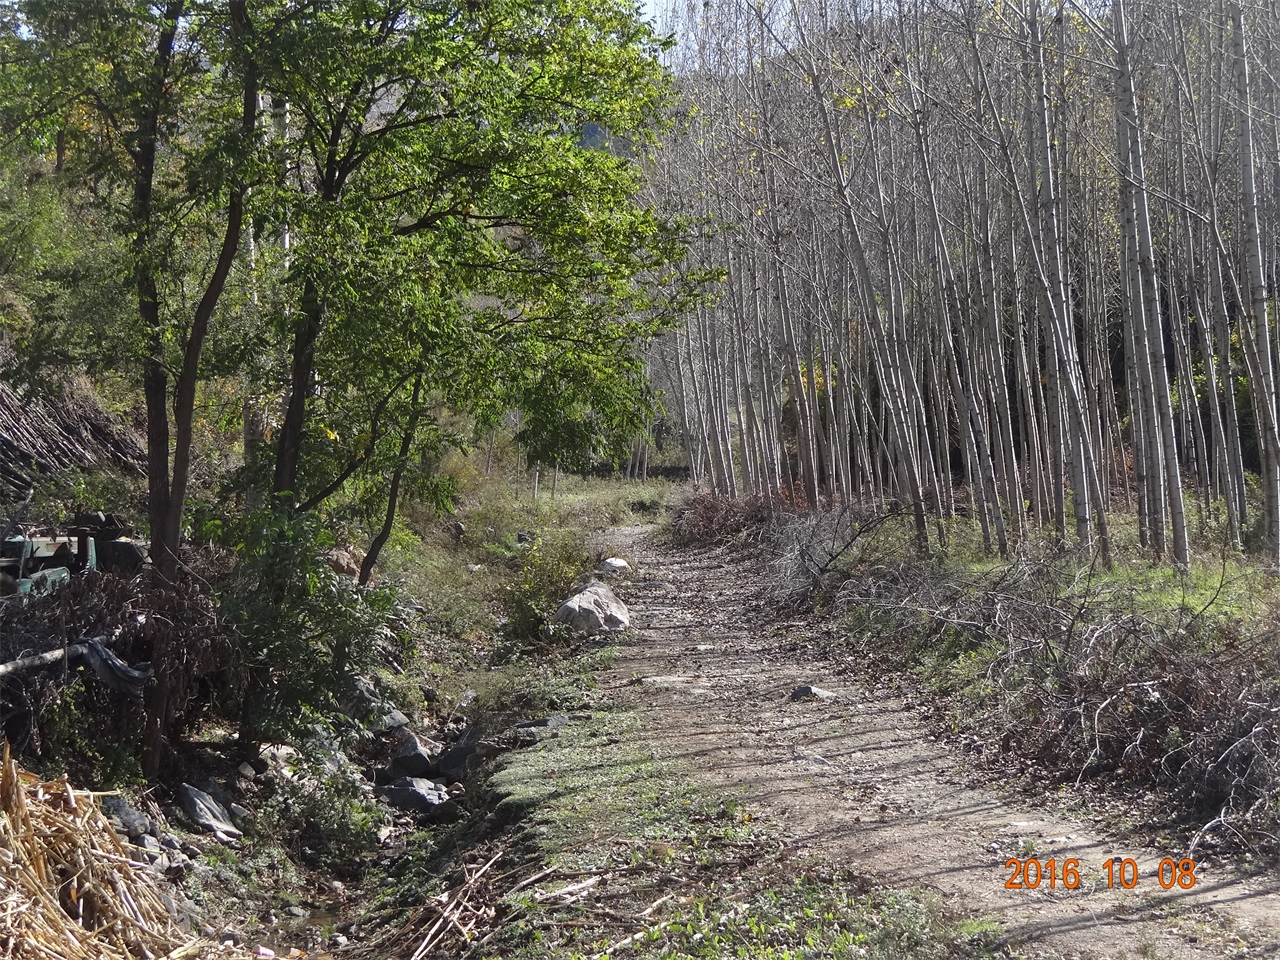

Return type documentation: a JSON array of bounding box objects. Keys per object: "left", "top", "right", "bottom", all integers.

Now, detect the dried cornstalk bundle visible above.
[{"left": 0, "top": 742, "right": 202, "bottom": 960}]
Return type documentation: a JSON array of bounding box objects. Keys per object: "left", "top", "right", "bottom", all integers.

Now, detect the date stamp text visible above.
[{"left": 1004, "top": 857, "right": 1197, "bottom": 890}]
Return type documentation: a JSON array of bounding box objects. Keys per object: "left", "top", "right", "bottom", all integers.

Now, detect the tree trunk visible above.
[{"left": 359, "top": 376, "right": 423, "bottom": 589}]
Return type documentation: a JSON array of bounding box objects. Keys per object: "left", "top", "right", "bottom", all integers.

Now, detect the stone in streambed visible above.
[
  {"left": 385, "top": 732, "right": 443, "bottom": 781},
  {"left": 380, "top": 777, "right": 462, "bottom": 823}
]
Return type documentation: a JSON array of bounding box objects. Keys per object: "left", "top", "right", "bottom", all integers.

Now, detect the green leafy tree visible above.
[
  {"left": 1, "top": 0, "right": 263, "bottom": 774},
  {"left": 2, "top": 1, "right": 260, "bottom": 580},
  {"left": 0, "top": 0, "right": 705, "bottom": 770},
  {"left": 254, "top": 0, "right": 701, "bottom": 545}
]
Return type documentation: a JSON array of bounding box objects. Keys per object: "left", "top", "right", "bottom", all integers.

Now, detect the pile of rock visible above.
[
  {"left": 101, "top": 795, "right": 202, "bottom": 880},
  {"left": 372, "top": 713, "right": 583, "bottom": 820}
]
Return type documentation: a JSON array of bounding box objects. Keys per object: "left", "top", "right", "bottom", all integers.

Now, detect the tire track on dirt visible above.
[{"left": 601, "top": 528, "right": 1280, "bottom": 960}]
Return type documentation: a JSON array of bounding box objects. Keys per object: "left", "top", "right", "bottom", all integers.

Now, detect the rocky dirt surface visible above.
[{"left": 599, "top": 527, "right": 1280, "bottom": 960}]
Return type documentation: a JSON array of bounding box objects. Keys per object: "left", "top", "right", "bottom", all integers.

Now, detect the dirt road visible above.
[{"left": 601, "top": 528, "right": 1280, "bottom": 960}]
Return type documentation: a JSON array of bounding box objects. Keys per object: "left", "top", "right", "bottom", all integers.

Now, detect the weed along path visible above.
[{"left": 600, "top": 527, "right": 1280, "bottom": 960}]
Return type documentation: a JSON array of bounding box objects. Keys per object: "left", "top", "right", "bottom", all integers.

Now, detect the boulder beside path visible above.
[{"left": 551, "top": 580, "right": 630, "bottom": 635}]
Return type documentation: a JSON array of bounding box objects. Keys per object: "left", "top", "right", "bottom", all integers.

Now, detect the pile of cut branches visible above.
[
  {"left": 668, "top": 493, "right": 769, "bottom": 545},
  {"left": 0, "top": 572, "right": 236, "bottom": 778},
  {"left": 0, "top": 343, "right": 144, "bottom": 496},
  {"left": 831, "top": 548, "right": 1280, "bottom": 852},
  {"left": 0, "top": 742, "right": 202, "bottom": 960},
  {"left": 367, "top": 842, "right": 706, "bottom": 960}
]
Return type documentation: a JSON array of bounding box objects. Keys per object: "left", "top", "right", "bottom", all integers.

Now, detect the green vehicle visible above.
[{"left": 0, "top": 534, "right": 97, "bottom": 598}]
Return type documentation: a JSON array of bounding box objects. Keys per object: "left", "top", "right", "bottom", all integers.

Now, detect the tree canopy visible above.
[{"left": 0, "top": 0, "right": 699, "bottom": 557}]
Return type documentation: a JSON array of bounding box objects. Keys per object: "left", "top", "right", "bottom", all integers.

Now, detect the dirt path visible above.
[{"left": 599, "top": 528, "right": 1280, "bottom": 960}]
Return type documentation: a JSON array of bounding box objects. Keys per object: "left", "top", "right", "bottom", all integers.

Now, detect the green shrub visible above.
[
  {"left": 219, "top": 507, "right": 415, "bottom": 744},
  {"left": 34, "top": 677, "right": 146, "bottom": 789},
  {"left": 498, "top": 529, "right": 593, "bottom": 641},
  {"left": 257, "top": 736, "right": 387, "bottom": 876}
]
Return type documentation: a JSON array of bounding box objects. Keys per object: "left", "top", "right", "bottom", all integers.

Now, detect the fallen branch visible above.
[
  {"left": 0, "top": 644, "right": 86, "bottom": 678},
  {"left": 407, "top": 849, "right": 505, "bottom": 960},
  {"left": 0, "top": 635, "right": 150, "bottom": 699},
  {"left": 534, "top": 875, "right": 603, "bottom": 904}
]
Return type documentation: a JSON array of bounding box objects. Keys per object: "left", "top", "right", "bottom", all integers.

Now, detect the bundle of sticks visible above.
[{"left": 0, "top": 741, "right": 199, "bottom": 960}]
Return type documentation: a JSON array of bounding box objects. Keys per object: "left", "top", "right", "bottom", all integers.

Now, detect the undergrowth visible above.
[{"left": 845, "top": 551, "right": 1280, "bottom": 849}]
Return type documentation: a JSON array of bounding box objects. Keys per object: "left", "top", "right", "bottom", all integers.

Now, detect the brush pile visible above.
[
  {"left": 669, "top": 492, "right": 769, "bottom": 544},
  {"left": 0, "top": 742, "right": 199, "bottom": 960},
  {"left": 0, "top": 341, "right": 145, "bottom": 496},
  {"left": 829, "top": 548, "right": 1280, "bottom": 851}
]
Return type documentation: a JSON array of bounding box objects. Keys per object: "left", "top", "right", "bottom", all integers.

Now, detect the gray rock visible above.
[
  {"left": 385, "top": 734, "right": 442, "bottom": 781},
  {"left": 237, "top": 762, "right": 258, "bottom": 780},
  {"left": 550, "top": 581, "right": 630, "bottom": 635},
  {"left": 374, "top": 705, "right": 410, "bottom": 732},
  {"left": 177, "top": 783, "right": 243, "bottom": 841},
  {"left": 426, "top": 798, "right": 462, "bottom": 824},
  {"left": 348, "top": 676, "right": 410, "bottom": 732},
  {"left": 380, "top": 776, "right": 446, "bottom": 811},
  {"left": 101, "top": 796, "right": 151, "bottom": 839},
  {"left": 285, "top": 906, "right": 308, "bottom": 919},
  {"left": 510, "top": 728, "right": 539, "bottom": 748},
  {"left": 160, "top": 833, "right": 180, "bottom": 850},
  {"left": 380, "top": 777, "right": 462, "bottom": 822},
  {"left": 229, "top": 803, "right": 253, "bottom": 823},
  {"left": 790, "top": 684, "right": 838, "bottom": 702},
  {"left": 435, "top": 727, "right": 482, "bottom": 783},
  {"left": 510, "top": 715, "right": 569, "bottom": 745},
  {"left": 136, "top": 834, "right": 162, "bottom": 853},
  {"left": 597, "top": 557, "right": 631, "bottom": 575},
  {"left": 165, "top": 853, "right": 191, "bottom": 879}
]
